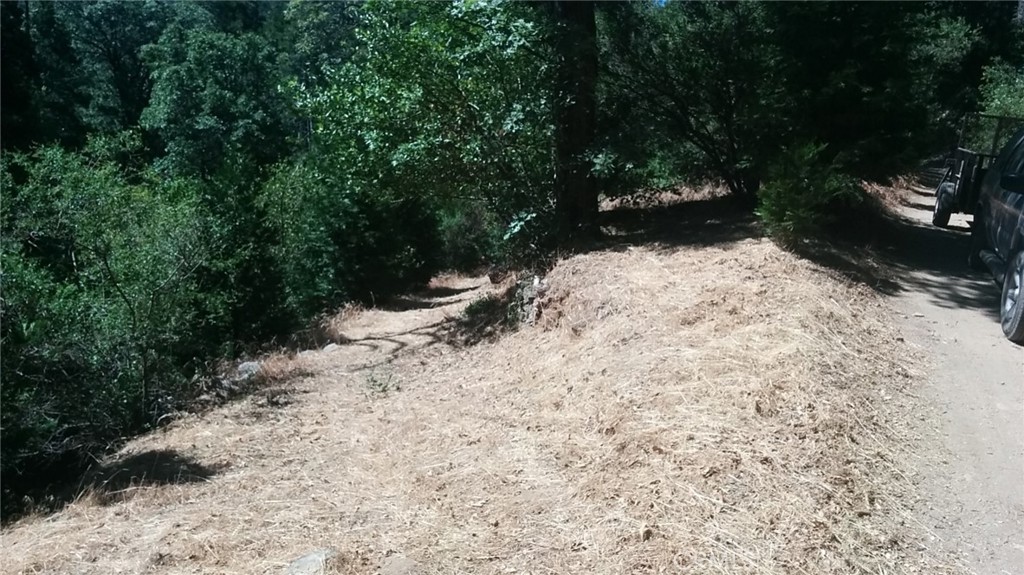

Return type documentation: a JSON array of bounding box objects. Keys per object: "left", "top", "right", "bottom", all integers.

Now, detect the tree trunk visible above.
[{"left": 552, "top": 0, "right": 598, "bottom": 244}]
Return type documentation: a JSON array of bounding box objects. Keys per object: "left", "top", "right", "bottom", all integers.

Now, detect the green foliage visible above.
[
  {"left": 283, "top": 0, "right": 359, "bottom": 88},
  {"left": 297, "top": 0, "right": 556, "bottom": 261},
  {"left": 259, "top": 158, "right": 440, "bottom": 319},
  {"left": 54, "top": 0, "right": 202, "bottom": 133},
  {"left": 756, "top": 143, "right": 861, "bottom": 243},
  {"left": 364, "top": 367, "right": 400, "bottom": 396},
  {"left": 600, "top": 1, "right": 784, "bottom": 197},
  {"left": 1, "top": 144, "right": 218, "bottom": 497},
  {"left": 437, "top": 202, "right": 500, "bottom": 272},
  {"left": 600, "top": 2, "right": 994, "bottom": 192},
  {"left": 142, "top": 23, "right": 290, "bottom": 176},
  {"left": 979, "top": 62, "right": 1024, "bottom": 119}
]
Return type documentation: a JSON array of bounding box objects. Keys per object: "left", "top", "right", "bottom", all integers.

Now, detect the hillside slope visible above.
[{"left": 2, "top": 237, "right": 962, "bottom": 575}]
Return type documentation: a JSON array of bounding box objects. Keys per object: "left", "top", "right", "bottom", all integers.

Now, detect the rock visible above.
[
  {"left": 323, "top": 343, "right": 340, "bottom": 352},
  {"left": 235, "top": 361, "right": 261, "bottom": 382},
  {"left": 513, "top": 274, "right": 548, "bottom": 326},
  {"left": 285, "top": 549, "right": 335, "bottom": 575},
  {"left": 380, "top": 555, "right": 420, "bottom": 575}
]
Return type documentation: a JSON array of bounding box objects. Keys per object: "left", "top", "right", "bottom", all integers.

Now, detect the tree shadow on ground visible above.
[
  {"left": 342, "top": 320, "right": 452, "bottom": 370},
  {"left": 878, "top": 211, "right": 1002, "bottom": 321},
  {"left": 595, "top": 195, "right": 902, "bottom": 293},
  {"left": 441, "top": 288, "right": 520, "bottom": 347},
  {"left": 597, "top": 195, "right": 761, "bottom": 251},
  {"left": 80, "top": 449, "right": 224, "bottom": 505},
  {"left": 592, "top": 186, "right": 1002, "bottom": 324},
  {"left": 378, "top": 284, "right": 480, "bottom": 312},
  {"left": 3, "top": 449, "right": 223, "bottom": 523}
]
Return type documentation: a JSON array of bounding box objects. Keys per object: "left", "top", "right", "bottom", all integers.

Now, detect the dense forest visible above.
[{"left": 1, "top": 0, "right": 1022, "bottom": 516}]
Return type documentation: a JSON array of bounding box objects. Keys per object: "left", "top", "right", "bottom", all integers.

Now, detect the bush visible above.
[
  {"left": 757, "top": 143, "right": 861, "bottom": 243},
  {"left": 979, "top": 62, "right": 1024, "bottom": 120},
  {"left": 260, "top": 159, "right": 442, "bottom": 319},
  {"left": 1, "top": 147, "right": 220, "bottom": 510},
  {"left": 437, "top": 202, "right": 500, "bottom": 272}
]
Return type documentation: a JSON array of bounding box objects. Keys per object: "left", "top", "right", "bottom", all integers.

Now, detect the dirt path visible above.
[{"left": 890, "top": 178, "right": 1024, "bottom": 574}]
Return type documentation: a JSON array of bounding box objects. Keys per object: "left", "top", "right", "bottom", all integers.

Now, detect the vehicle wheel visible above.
[
  {"left": 933, "top": 182, "right": 954, "bottom": 228},
  {"left": 968, "top": 213, "right": 987, "bottom": 271},
  {"left": 1000, "top": 251, "right": 1024, "bottom": 344}
]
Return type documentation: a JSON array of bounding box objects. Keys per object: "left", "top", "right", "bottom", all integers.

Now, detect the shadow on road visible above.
[{"left": 882, "top": 210, "right": 1002, "bottom": 322}]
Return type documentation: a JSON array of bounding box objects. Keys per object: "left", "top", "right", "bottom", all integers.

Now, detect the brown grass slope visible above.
[{"left": 2, "top": 240, "right": 959, "bottom": 574}]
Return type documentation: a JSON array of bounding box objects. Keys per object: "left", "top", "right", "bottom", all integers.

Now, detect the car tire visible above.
[
  {"left": 968, "top": 213, "right": 987, "bottom": 271},
  {"left": 1001, "top": 250, "right": 1024, "bottom": 344},
  {"left": 933, "top": 182, "right": 954, "bottom": 228}
]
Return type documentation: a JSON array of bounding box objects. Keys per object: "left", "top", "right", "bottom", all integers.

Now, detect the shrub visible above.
[
  {"left": 756, "top": 142, "right": 861, "bottom": 243},
  {"left": 1, "top": 147, "right": 219, "bottom": 511},
  {"left": 259, "top": 159, "right": 442, "bottom": 319},
  {"left": 437, "top": 202, "right": 500, "bottom": 272}
]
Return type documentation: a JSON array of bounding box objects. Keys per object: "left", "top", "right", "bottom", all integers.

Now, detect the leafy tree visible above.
[
  {"left": 551, "top": 0, "right": 599, "bottom": 241},
  {"left": 298, "top": 0, "right": 556, "bottom": 261},
  {"left": 600, "top": 1, "right": 784, "bottom": 198},
  {"left": 55, "top": 1, "right": 184, "bottom": 133},
  {"left": 141, "top": 23, "right": 291, "bottom": 176},
  {"left": 767, "top": 3, "right": 976, "bottom": 174},
  {"left": 26, "top": 1, "right": 88, "bottom": 148},
  {"left": 1, "top": 140, "right": 218, "bottom": 504},
  {"left": 979, "top": 62, "right": 1024, "bottom": 119},
  {"left": 1, "top": 0, "right": 39, "bottom": 151},
  {"left": 283, "top": 0, "right": 360, "bottom": 88}
]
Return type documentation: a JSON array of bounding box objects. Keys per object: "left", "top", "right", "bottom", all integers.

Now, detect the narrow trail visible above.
[{"left": 890, "top": 177, "right": 1024, "bottom": 574}]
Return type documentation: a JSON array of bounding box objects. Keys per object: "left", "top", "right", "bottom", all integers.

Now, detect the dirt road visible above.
[{"left": 892, "top": 179, "right": 1024, "bottom": 574}]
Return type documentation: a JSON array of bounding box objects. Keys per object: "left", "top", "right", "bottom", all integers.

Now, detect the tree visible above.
[
  {"left": 1, "top": 0, "right": 39, "bottom": 151},
  {"left": 141, "top": 23, "right": 290, "bottom": 176},
  {"left": 551, "top": 0, "right": 599, "bottom": 241},
  {"left": 298, "top": 0, "right": 556, "bottom": 260},
  {"left": 26, "top": 0, "right": 88, "bottom": 148},
  {"left": 283, "top": 0, "right": 360, "bottom": 88},
  {"left": 600, "top": 1, "right": 784, "bottom": 198},
  {"left": 1, "top": 141, "right": 217, "bottom": 503},
  {"left": 54, "top": 1, "right": 209, "bottom": 134}
]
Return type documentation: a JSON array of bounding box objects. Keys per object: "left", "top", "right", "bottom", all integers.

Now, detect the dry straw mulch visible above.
[{"left": 2, "top": 241, "right": 961, "bottom": 575}]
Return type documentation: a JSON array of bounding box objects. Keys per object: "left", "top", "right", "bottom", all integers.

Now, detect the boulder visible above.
[{"left": 235, "top": 361, "right": 262, "bottom": 382}]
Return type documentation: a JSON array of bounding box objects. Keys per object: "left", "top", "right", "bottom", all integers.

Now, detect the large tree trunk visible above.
[{"left": 552, "top": 0, "right": 598, "bottom": 244}]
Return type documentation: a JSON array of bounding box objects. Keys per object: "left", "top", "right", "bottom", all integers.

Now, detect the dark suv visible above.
[{"left": 969, "top": 127, "right": 1024, "bottom": 343}]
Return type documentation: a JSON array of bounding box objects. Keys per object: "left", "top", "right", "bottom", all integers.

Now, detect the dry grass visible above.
[
  {"left": 861, "top": 180, "right": 905, "bottom": 211},
  {"left": 601, "top": 183, "right": 730, "bottom": 211},
  {"left": 1, "top": 238, "right": 962, "bottom": 575}
]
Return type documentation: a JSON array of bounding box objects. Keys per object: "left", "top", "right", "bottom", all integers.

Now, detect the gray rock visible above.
[
  {"left": 235, "top": 361, "right": 262, "bottom": 381},
  {"left": 323, "top": 343, "right": 340, "bottom": 352},
  {"left": 380, "top": 555, "right": 420, "bottom": 575},
  {"left": 514, "top": 274, "right": 548, "bottom": 325},
  {"left": 285, "top": 549, "right": 335, "bottom": 575}
]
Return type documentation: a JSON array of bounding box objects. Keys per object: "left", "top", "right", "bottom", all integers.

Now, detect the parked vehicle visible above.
[
  {"left": 933, "top": 114, "right": 1023, "bottom": 228},
  {"left": 968, "top": 126, "right": 1024, "bottom": 343}
]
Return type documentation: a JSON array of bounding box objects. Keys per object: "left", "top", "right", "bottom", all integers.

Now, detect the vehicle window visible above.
[{"left": 1006, "top": 141, "right": 1024, "bottom": 175}]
